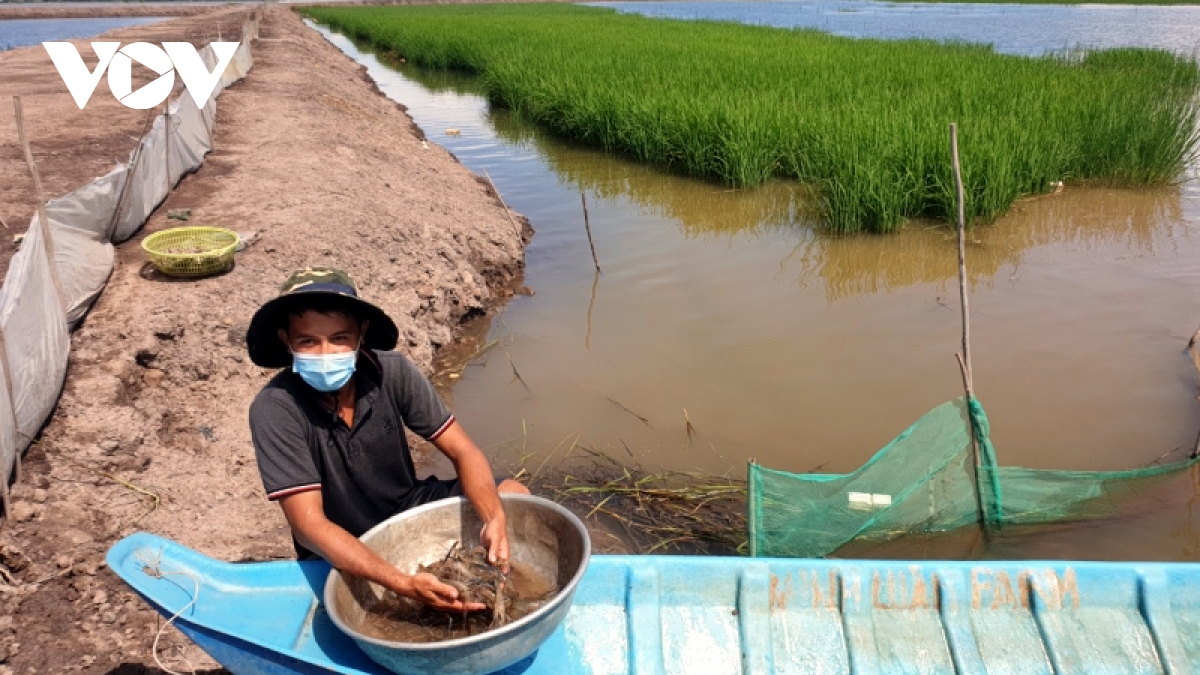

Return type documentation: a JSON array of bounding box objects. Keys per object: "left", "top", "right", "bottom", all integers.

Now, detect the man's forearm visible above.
[
  {"left": 280, "top": 492, "right": 482, "bottom": 612},
  {"left": 296, "top": 515, "right": 414, "bottom": 595},
  {"left": 432, "top": 422, "right": 510, "bottom": 565},
  {"left": 454, "top": 447, "right": 505, "bottom": 524}
]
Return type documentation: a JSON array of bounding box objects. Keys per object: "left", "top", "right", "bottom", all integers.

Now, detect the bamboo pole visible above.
[
  {"left": 482, "top": 169, "right": 522, "bottom": 239},
  {"left": 0, "top": 312, "right": 31, "bottom": 496},
  {"left": 952, "top": 124, "right": 974, "bottom": 401},
  {"left": 9, "top": 96, "right": 69, "bottom": 511},
  {"left": 586, "top": 270, "right": 599, "bottom": 350},
  {"left": 951, "top": 123, "right": 989, "bottom": 532},
  {"left": 13, "top": 96, "right": 68, "bottom": 310},
  {"left": 163, "top": 100, "right": 172, "bottom": 193},
  {"left": 0, "top": 331, "right": 14, "bottom": 525},
  {"left": 1186, "top": 325, "right": 1200, "bottom": 391},
  {"left": 581, "top": 193, "right": 601, "bottom": 273},
  {"left": 0, "top": 474, "right": 10, "bottom": 526},
  {"left": 1186, "top": 327, "right": 1200, "bottom": 459},
  {"left": 0, "top": 319, "right": 19, "bottom": 524},
  {"left": 104, "top": 109, "right": 157, "bottom": 242}
]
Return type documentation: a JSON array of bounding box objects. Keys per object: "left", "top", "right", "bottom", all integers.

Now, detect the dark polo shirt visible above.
[{"left": 249, "top": 349, "right": 456, "bottom": 558}]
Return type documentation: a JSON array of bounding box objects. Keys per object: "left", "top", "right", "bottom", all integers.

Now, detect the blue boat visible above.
[{"left": 109, "top": 531, "right": 1200, "bottom": 675}]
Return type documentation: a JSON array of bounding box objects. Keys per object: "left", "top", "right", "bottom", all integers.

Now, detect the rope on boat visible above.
[{"left": 138, "top": 548, "right": 201, "bottom": 675}]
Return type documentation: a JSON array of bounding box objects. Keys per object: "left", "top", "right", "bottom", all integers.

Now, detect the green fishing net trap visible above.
[{"left": 747, "top": 397, "right": 1200, "bottom": 558}]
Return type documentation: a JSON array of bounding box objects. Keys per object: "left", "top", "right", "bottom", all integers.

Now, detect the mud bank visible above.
[{"left": 0, "top": 5, "right": 528, "bottom": 674}]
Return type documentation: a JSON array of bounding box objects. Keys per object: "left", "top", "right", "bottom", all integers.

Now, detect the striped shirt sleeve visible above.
[
  {"left": 389, "top": 352, "right": 455, "bottom": 441},
  {"left": 428, "top": 413, "right": 456, "bottom": 441}
]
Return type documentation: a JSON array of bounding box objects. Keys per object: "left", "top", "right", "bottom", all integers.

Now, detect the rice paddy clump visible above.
[{"left": 304, "top": 4, "right": 1200, "bottom": 233}]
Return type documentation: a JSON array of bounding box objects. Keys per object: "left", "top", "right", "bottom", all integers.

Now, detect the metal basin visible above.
[{"left": 325, "top": 494, "right": 591, "bottom": 675}]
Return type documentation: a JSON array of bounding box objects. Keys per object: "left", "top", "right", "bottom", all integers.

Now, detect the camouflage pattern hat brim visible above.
[{"left": 246, "top": 267, "right": 399, "bottom": 368}]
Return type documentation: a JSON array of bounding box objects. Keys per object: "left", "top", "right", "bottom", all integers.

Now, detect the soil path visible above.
[{"left": 0, "top": 6, "right": 528, "bottom": 674}]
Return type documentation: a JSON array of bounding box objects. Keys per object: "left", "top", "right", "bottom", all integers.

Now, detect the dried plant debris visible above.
[{"left": 534, "top": 449, "right": 747, "bottom": 555}]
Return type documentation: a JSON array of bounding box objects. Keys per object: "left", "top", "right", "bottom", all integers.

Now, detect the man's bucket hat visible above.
[{"left": 246, "top": 267, "right": 399, "bottom": 368}]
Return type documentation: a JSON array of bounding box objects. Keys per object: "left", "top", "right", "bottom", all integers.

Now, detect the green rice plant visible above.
[{"left": 303, "top": 4, "right": 1200, "bottom": 233}]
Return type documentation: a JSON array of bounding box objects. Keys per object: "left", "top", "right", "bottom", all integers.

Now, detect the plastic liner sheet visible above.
[{"left": 0, "top": 19, "right": 257, "bottom": 493}]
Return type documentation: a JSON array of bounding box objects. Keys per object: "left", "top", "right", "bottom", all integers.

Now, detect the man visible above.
[{"left": 246, "top": 267, "right": 529, "bottom": 613}]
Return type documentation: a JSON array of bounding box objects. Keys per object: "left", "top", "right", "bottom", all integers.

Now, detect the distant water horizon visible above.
[{"left": 593, "top": 0, "right": 1200, "bottom": 56}]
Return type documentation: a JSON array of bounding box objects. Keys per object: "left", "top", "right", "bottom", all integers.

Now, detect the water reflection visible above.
[
  {"left": 388, "top": 61, "right": 486, "bottom": 96},
  {"left": 373, "top": 41, "right": 1193, "bottom": 301},
  {"left": 319, "top": 23, "right": 1200, "bottom": 561},
  {"left": 487, "top": 111, "right": 810, "bottom": 235},
  {"left": 786, "top": 185, "right": 1189, "bottom": 301},
  {"left": 484, "top": 93, "right": 1191, "bottom": 302}
]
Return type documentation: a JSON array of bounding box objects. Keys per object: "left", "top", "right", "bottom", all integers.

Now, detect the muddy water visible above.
[
  {"left": 359, "top": 559, "right": 558, "bottom": 642},
  {"left": 315, "top": 20, "right": 1200, "bottom": 561}
]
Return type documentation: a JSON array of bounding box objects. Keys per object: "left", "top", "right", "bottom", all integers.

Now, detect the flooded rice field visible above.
[
  {"left": 324, "top": 14, "right": 1200, "bottom": 561},
  {"left": 596, "top": 1, "right": 1200, "bottom": 56},
  {"left": 0, "top": 16, "right": 170, "bottom": 51}
]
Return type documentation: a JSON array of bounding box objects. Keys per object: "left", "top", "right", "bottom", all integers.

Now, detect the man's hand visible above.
[
  {"left": 434, "top": 422, "right": 517, "bottom": 571},
  {"left": 281, "top": 490, "right": 487, "bottom": 613},
  {"left": 479, "top": 516, "right": 510, "bottom": 571},
  {"left": 403, "top": 573, "right": 486, "bottom": 612}
]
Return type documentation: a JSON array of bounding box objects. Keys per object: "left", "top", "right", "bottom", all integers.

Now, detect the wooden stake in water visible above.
[
  {"left": 581, "top": 193, "right": 600, "bottom": 273},
  {"left": 951, "top": 123, "right": 989, "bottom": 532},
  {"left": 586, "top": 269, "right": 599, "bottom": 350},
  {"left": 482, "top": 169, "right": 523, "bottom": 240},
  {"left": 951, "top": 123, "right": 974, "bottom": 401}
]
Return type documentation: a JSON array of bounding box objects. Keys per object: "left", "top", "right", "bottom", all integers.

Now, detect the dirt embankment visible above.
[
  {"left": 0, "top": 7, "right": 254, "bottom": 277},
  {"left": 0, "top": 6, "right": 529, "bottom": 674}
]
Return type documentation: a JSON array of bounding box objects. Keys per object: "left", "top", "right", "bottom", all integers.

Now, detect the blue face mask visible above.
[{"left": 292, "top": 349, "right": 358, "bottom": 392}]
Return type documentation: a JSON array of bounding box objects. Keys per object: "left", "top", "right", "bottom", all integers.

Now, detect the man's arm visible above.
[
  {"left": 278, "top": 490, "right": 484, "bottom": 612},
  {"left": 432, "top": 421, "right": 509, "bottom": 566}
]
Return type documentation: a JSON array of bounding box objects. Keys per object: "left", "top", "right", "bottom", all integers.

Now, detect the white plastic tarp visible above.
[
  {"left": 43, "top": 167, "right": 121, "bottom": 323},
  {"left": 0, "top": 353, "right": 16, "bottom": 500},
  {"left": 111, "top": 116, "right": 170, "bottom": 243},
  {"left": 0, "top": 19, "right": 256, "bottom": 495},
  {"left": 209, "top": 38, "right": 253, "bottom": 92},
  {"left": 168, "top": 95, "right": 213, "bottom": 187},
  {"left": 0, "top": 220, "right": 70, "bottom": 463}
]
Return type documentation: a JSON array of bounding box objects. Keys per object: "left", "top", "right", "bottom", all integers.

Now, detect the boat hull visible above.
[{"left": 109, "top": 532, "right": 1200, "bottom": 675}]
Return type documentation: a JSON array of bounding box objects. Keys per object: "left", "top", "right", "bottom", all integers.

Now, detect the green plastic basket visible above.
[{"left": 141, "top": 226, "right": 238, "bottom": 278}]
